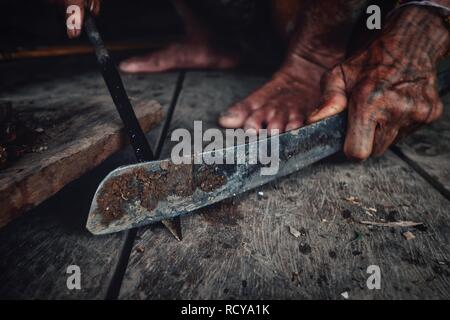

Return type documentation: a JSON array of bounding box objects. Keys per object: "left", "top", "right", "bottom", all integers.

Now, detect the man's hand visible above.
[
  {"left": 308, "top": 6, "right": 450, "bottom": 160},
  {"left": 64, "top": 0, "right": 100, "bottom": 38}
]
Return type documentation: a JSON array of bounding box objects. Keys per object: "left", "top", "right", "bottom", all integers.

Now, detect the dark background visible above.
[{"left": 0, "top": 0, "right": 183, "bottom": 52}]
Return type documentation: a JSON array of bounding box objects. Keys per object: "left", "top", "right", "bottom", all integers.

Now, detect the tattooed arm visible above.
[
  {"left": 396, "top": 0, "right": 450, "bottom": 14},
  {"left": 308, "top": 6, "right": 450, "bottom": 160}
]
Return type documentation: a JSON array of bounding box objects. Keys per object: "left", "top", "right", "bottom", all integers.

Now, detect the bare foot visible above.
[
  {"left": 218, "top": 0, "right": 370, "bottom": 133},
  {"left": 218, "top": 56, "right": 329, "bottom": 132},
  {"left": 119, "top": 40, "right": 240, "bottom": 74},
  {"left": 119, "top": 0, "right": 240, "bottom": 74}
]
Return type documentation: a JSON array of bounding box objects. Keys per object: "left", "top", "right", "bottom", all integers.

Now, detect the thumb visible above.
[{"left": 307, "top": 66, "right": 347, "bottom": 124}]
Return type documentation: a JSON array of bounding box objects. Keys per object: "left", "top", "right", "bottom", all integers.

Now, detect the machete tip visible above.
[{"left": 162, "top": 218, "right": 183, "bottom": 241}]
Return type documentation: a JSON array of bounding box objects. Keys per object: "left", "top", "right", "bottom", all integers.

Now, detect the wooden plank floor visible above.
[
  {"left": 395, "top": 93, "right": 450, "bottom": 198},
  {"left": 0, "top": 56, "right": 181, "bottom": 299},
  {"left": 0, "top": 64, "right": 449, "bottom": 299},
  {"left": 0, "top": 80, "right": 163, "bottom": 229},
  {"left": 120, "top": 72, "right": 450, "bottom": 300}
]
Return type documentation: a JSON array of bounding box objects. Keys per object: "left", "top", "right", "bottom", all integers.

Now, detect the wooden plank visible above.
[
  {"left": 0, "top": 56, "right": 180, "bottom": 299},
  {"left": 119, "top": 71, "right": 450, "bottom": 300},
  {"left": 0, "top": 97, "right": 162, "bottom": 228},
  {"left": 395, "top": 93, "right": 450, "bottom": 197}
]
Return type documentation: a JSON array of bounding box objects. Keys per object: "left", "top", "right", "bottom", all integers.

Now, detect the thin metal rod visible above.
[
  {"left": 84, "top": 12, "right": 182, "bottom": 241},
  {"left": 84, "top": 12, "right": 154, "bottom": 162}
]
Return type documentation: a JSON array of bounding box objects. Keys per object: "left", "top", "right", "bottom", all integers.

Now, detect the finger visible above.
[
  {"left": 65, "top": 0, "right": 85, "bottom": 38},
  {"left": 344, "top": 101, "right": 378, "bottom": 161},
  {"left": 307, "top": 66, "right": 347, "bottom": 124},
  {"left": 372, "top": 125, "right": 399, "bottom": 157}
]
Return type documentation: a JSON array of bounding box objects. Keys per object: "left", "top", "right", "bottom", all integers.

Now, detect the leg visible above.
[
  {"left": 119, "top": 0, "right": 241, "bottom": 73},
  {"left": 219, "top": 0, "right": 371, "bottom": 132}
]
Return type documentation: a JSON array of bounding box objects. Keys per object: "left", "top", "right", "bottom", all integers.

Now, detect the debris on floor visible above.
[
  {"left": 0, "top": 100, "right": 45, "bottom": 169},
  {"left": 135, "top": 245, "right": 145, "bottom": 253},
  {"left": 289, "top": 226, "right": 301, "bottom": 238},
  {"left": 402, "top": 231, "right": 416, "bottom": 241},
  {"left": 291, "top": 272, "right": 300, "bottom": 286},
  {"left": 344, "top": 196, "right": 360, "bottom": 205},
  {"left": 341, "top": 291, "right": 349, "bottom": 299},
  {"left": 342, "top": 209, "right": 352, "bottom": 220},
  {"left": 257, "top": 191, "right": 267, "bottom": 200},
  {"left": 350, "top": 231, "right": 363, "bottom": 243},
  {"left": 298, "top": 243, "right": 312, "bottom": 255},
  {"left": 364, "top": 210, "right": 374, "bottom": 217}
]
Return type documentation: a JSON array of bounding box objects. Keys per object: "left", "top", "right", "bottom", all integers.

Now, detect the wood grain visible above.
[
  {"left": 0, "top": 56, "right": 180, "bottom": 299},
  {"left": 0, "top": 77, "right": 164, "bottom": 228},
  {"left": 395, "top": 94, "right": 450, "bottom": 197},
  {"left": 119, "top": 71, "right": 450, "bottom": 300}
]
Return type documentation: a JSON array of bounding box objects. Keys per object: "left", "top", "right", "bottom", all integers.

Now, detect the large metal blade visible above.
[{"left": 86, "top": 113, "right": 346, "bottom": 235}]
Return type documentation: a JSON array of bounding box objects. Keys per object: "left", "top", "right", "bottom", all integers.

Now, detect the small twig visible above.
[{"left": 359, "top": 220, "right": 423, "bottom": 228}]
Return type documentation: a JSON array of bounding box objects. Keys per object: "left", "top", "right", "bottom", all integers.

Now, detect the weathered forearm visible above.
[
  {"left": 396, "top": 0, "right": 450, "bottom": 14},
  {"left": 382, "top": 6, "right": 450, "bottom": 69}
]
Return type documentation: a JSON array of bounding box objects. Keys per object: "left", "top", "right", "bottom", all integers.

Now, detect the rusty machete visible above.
[{"left": 86, "top": 113, "right": 347, "bottom": 235}]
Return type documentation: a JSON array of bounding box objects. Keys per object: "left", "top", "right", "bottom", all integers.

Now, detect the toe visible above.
[
  {"left": 219, "top": 91, "right": 269, "bottom": 129},
  {"left": 218, "top": 102, "right": 253, "bottom": 128},
  {"left": 119, "top": 50, "right": 171, "bottom": 74},
  {"left": 119, "top": 56, "right": 152, "bottom": 73},
  {"left": 267, "top": 109, "right": 288, "bottom": 134},
  {"left": 243, "top": 108, "right": 268, "bottom": 132},
  {"left": 285, "top": 109, "right": 305, "bottom": 131},
  {"left": 218, "top": 78, "right": 288, "bottom": 129},
  {"left": 285, "top": 118, "right": 304, "bottom": 131}
]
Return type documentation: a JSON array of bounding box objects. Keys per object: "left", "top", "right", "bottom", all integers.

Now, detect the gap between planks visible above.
[
  {"left": 104, "top": 71, "right": 186, "bottom": 300},
  {"left": 108, "top": 68, "right": 449, "bottom": 299}
]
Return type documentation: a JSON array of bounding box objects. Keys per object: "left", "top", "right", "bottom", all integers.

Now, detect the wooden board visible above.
[
  {"left": 119, "top": 71, "right": 450, "bottom": 300},
  {"left": 0, "top": 75, "right": 163, "bottom": 228},
  {"left": 0, "top": 56, "right": 180, "bottom": 299},
  {"left": 395, "top": 93, "right": 450, "bottom": 197}
]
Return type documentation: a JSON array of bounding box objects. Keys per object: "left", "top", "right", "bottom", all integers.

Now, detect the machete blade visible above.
[
  {"left": 86, "top": 113, "right": 346, "bottom": 235},
  {"left": 84, "top": 12, "right": 182, "bottom": 240}
]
